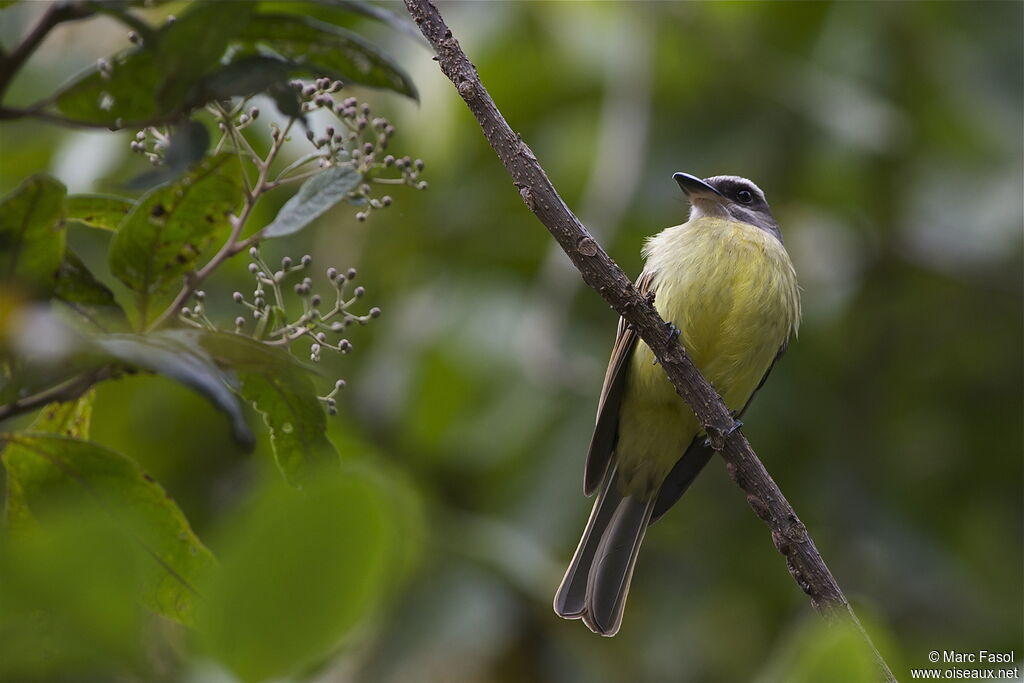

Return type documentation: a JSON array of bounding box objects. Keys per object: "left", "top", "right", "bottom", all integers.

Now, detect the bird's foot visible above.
[{"left": 652, "top": 322, "right": 681, "bottom": 365}]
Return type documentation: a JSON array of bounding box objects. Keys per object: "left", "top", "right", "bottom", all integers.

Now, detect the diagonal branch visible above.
[
  {"left": 402, "top": 1, "right": 897, "bottom": 681},
  {"left": 0, "top": 2, "right": 95, "bottom": 102}
]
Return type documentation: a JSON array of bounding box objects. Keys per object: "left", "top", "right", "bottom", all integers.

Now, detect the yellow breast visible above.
[{"left": 615, "top": 216, "right": 801, "bottom": 495}]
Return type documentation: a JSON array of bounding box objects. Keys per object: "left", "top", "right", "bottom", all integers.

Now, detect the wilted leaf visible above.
[
  {"left": 196, "top": 471, "right": 395, "bottom": 682},
  {"left": 109, "top": 153, "right": 243, "bottom": 327},
  {"left": 66, "top": 193, "right": 134, "bottom": 231},
  {"left": 239, "top": 14, "right": 418, "bottom": 99},
  {"left": 263, "top": 164, "right": 361, "bottom": 238},
  {"left": 0, "top": 174, "right": 67, "bottom": 293},
  {"left": 189, "top": 330, "right": 338, "bottom": 485},
  {"left": 0, "top": 433, "right": 216, "bottom": 625}
]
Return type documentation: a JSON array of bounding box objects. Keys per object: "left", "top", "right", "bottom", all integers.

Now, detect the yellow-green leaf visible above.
[
  {"left": 108, "top": 153, "right": 243, "bottom": 328},
  {"left": 0, "top": 174, "right": 67, "bottom": 293},
  {"left": 1, "top": 433, "right": 216, "bottom": 625}
]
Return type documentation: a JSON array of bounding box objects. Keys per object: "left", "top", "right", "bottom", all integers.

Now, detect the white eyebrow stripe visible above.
[{"left": 704, "top": 175, "right": 767, "bottom": 203}]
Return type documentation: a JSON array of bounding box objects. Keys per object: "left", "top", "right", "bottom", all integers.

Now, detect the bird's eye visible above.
[{"left": 736, "top": 189, "right": 753, "bottom": 204}]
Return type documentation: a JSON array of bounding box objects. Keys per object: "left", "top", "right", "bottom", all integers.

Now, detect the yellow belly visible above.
[{"left": 616, "top": 217, "right": 800, "bottom": 496}]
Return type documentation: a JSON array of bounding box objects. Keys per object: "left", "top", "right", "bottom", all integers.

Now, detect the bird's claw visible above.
[
  {"left": 652, "top": 322, "right": 682, "bottom": 365},
  {"left": 703, "top": 417, "right": 744, "bottom": 450}
]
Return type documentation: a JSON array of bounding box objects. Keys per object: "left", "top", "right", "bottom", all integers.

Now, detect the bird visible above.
[{"left": 553, "top": 172, "right": 801, "bottom": 636}]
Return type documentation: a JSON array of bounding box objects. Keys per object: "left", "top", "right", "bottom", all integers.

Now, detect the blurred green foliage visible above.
[{"left": 0, "top": 1, "right": 1021, "bottom": 682}]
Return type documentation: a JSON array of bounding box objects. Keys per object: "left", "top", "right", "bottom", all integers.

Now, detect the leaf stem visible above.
[{"left": 147, "top": 118, "right": 295, "bottom": 332}]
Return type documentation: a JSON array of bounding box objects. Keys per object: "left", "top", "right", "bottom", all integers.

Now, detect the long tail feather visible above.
[
  {"left": 582, "top": 493, "right": 655, "bottom": 636},
  {"left": 553, "top": 467, "right": 622, "bottom": 619},
  {"left": 553, "top": 465, "right": 655, "bottom": 636}
]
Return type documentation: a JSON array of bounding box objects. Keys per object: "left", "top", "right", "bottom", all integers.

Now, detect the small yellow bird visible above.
[{"left": 554, "top": 173, "right": 801, "bottom": 636}]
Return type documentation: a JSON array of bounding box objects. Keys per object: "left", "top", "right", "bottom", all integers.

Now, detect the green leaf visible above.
[
  {"left": 66, "top": 193, "right": 134, "bottom": 231},
  {"left": 55, "top": 3, "right": 257, "bottom": 126},
  {"left": 54, "top": 250, "right": 128, "bottom": 329},
  {"left": 240, "top": 14, "right": 418, "bottom": 99},
  {"left": 196, "top": 470, "right": 395, "bottom": 682},
  {"left": 263, "top": 164, "right": 362, "bottom": 238},
  {"left": 109, "top": 153, "right": 243, "bottom": 328},
  {"left": 316, "top": 0, "right": 425, "bottom": 41},
  {"left": 4, "top": 393, "right": 94, "bottom": 530},
  {"left": 0, "top": 500, "right": 145, "bottom": 680},
  {"left": 91, "top": 331, "right": 254, "bottom": 449},
  {"left": 153, "top": 3, "right": 257, "bottom": 111},
  {"left": 0, "top": 324, "right": 253, "bottom": 448},
  {"left": 55, "top": 48, "right": 166, "bottom": 126},
  {"left": 194, "top": 54, "right": 309, "bottom": 119},
  {"left": 0, "top": 174, "right": 67, "bottom": 293},
  {"left": 757, "top": 615, "right": 887, "bottom": 683},
  {"left": 28, "top": 392, "right": 94, "bottom": 439},
  {"left": 189, "top": 330, "right": 338, "bottom": 485},
  {"left": 197, "top": 54, "right": 297, "bottom": 102},
  {"left": 0, "top": 433, "right": 216, "bottom": 625}
]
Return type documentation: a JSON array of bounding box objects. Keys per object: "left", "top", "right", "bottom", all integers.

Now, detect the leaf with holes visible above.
[
  {"left": 108, "top": 153, "right": 243, "bottom": 328},
  {"left": 0, "top": 433, "right": 216, "bottom": 625},
  {"left": 0, "top": 175, "right": 67, "bottom": 293}
]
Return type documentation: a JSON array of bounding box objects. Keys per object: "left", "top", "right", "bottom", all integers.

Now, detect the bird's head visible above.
[{"left": 673, "top": 173, "right": 781, "bottom": 241}]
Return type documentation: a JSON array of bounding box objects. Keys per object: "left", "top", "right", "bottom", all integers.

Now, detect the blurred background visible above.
[{"left": 0, "top": 1, "right": 1021, "bottom": 682}]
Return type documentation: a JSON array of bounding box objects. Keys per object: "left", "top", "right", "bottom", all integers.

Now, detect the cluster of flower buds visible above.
[
  {"left": 128, "top": 127, "right": 168, "bottom": 166},
  {"left": 179, "top": 289, "right": 213, "bottom": 326},
  {"left": 221, "top": 105, "right": 260, "bottom": 134},
  {"left": 286, "top": 78, "right": 427, "bottom": 221},
  {"left": 185, "top": 247, "right": 382, "bottom": 413}
]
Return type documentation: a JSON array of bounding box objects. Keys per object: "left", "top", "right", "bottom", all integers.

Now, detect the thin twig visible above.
[
  {"left": 0, "top": 367, "right": 112, "bottom": 423},
  {"left": 402, "top": 1, "right": 897, "bottom": 681},
  {"left": 147, "top": 118, "right": 295, "bottom": 332},
  {"left": 0, "top": 2, "right": 95, "bottom": 101}
]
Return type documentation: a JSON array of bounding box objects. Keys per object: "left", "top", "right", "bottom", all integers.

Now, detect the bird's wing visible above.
[
  {"left": 583, "top": 271, "right": 655, "bottom": 495},
  {"left": 649, "top": 339, "right": 791, "bottom": 523}
]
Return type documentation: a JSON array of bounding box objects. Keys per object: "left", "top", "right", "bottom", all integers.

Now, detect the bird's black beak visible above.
[{"left": 673, "top": 172, "right": 721, "bottom": 199}]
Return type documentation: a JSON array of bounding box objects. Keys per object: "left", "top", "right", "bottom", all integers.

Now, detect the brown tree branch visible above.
[
  {"left": 0, "top": 2, "right": 95, "bottom": 102},
  {"left": 402, "top": 1, "right": 897, "bottom": 681}
]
